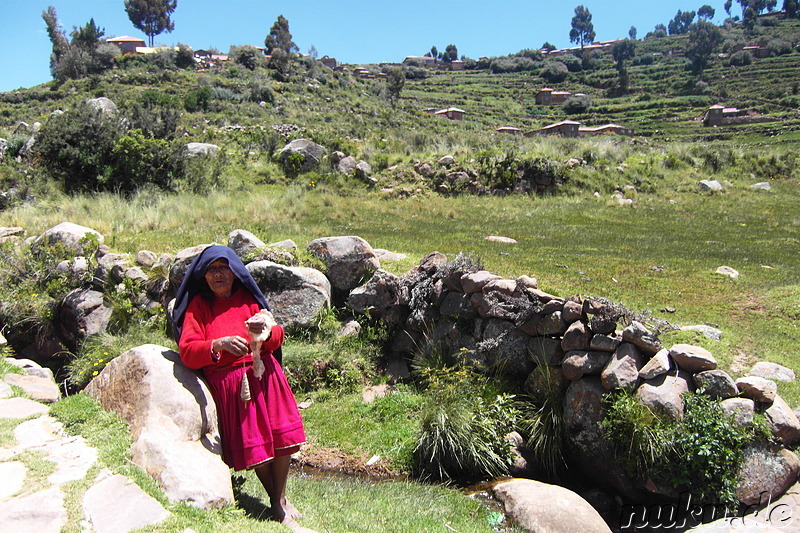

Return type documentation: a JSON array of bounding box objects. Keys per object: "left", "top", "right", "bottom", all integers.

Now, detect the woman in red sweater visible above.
[{"left": 172, "top": 245, "right": 309, "bottom": 529}]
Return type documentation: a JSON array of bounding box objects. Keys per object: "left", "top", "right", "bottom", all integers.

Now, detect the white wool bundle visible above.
[{"left": 245, "top": 310, "right": 277, "bottom": 379}]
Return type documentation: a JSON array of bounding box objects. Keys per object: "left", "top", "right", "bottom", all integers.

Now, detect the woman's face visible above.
[{"left": 204, "top": 258, "right": 235, "bottom": 298}]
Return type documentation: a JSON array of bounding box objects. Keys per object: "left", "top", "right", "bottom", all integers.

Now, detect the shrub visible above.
[
  {"left": 540, "top": 61, "right": 568, "bottom": 83},
  {"left": 184, "top": 86, "right": 212, "bottom": 112},
  {"left": 110, "top": 129, "right": 184, "bottom": 192},
  {"left": 767, "top": 39, "right": 792, "bottom": 57},
  {"left": 175, "top": 43, "right": 195, "bottom": 69},
  {"left": 562, "top": 94, "right": 592, "bottom": 114},
  {"left": 230, "top": 45, "right": 268, "bottom": 70},
  {"left": 603, "top": 391, "right": 761, "bottom": 508},
  {"left": 34, "top": 101, "right": 122, "bottom": 193},
  {"left": 412, "top": 365, "right": 519, "bottom": 480},
  {"left": 730, "top": 50, "right": 753, "bottom": 66},
  {"left": 561, "top": 54, "right": 582, "bottom": 72}
]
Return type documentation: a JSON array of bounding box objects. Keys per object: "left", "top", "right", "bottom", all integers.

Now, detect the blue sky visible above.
[{"left": 1, "top": 1, "right": 733, "bottom": 93}]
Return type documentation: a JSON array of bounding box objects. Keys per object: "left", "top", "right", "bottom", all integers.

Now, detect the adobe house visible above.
[
  {"left": 403, "top": 56, "right": 437, "bottom": 67},
  {"left": 703, "top": 104, "right": 745, "bottom": 126},
  {"left": 320, "top": 56, "right": 339, "bottom": 69},
  {"left": 107, "top": 36, "right": 146, "bottom": 54},
  {"left": 526, "top": 120, "right": 581, "bottom": 138},
  {"left": 535, "top": 88, "right": 572, "bottom": 106},
  {"left": 435, "top": 107, "right": 465, "bottom": 121},
  {"left": 579, "top": 123, "right": 634, "bottom": 137},
  {"left": 450, "top": 60, "right": 465, "bottom": 71},
  {"left": 742, "top": 46, "right": 769, "bottom": 59}
]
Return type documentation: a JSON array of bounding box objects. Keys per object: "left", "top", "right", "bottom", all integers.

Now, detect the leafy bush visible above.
[
  {"left": 230, "top": 45, "right": 268, "bottom": 70},
  {"left": 730, "top": 50, "right": 753, "bottom": 66},
  {"left": 111, "top": 129, "right": 184, "bottom": 191},
  {"left": 35, "top": 101, "right": 122, "bottom": 193},
  {"left": 562, "top": 94, "right": 592, "bottom": 114},
  {"left": 184, "top": 86, "right": 212, "bottom": 112},
  {"left": 540, "top": 61, "right": 568, "bottom": 83},
  {"left": 603, "top": 391, "right": 762, "bottom": 507},
  {"left": 768, "top": 39, "right": 793, "bottom": 57},
  {"left": 35, "top": 101, "right": 188, "bottom": 194}
]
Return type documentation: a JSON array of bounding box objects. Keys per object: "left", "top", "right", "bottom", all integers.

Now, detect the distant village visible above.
[{"left": 105, "top": 35, "right": 773, "bottom": 140}]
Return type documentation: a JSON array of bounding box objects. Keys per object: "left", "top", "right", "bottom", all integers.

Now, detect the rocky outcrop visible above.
[
  {"left": 85, "top": 344, "right": 233, "bottom": 509},
  {"left": 279, "top": 138, "right": 326, "bottom": 173}
]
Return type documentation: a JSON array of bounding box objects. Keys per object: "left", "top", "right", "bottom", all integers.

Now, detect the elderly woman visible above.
[{"left": 172, "top": 245, "right": 309, "bottom": 529}]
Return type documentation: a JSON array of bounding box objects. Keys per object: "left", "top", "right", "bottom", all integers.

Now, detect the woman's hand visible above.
[
  {"left": 245, "top": 310, "right": 277, "bottom": 340},
  {"left": 212, "top": 336, "right": 250, "bottom": 356}
]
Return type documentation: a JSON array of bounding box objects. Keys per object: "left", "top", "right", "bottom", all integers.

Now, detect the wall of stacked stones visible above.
[{"left": 347, "top": 251, "right": 800, "bottom": 503}]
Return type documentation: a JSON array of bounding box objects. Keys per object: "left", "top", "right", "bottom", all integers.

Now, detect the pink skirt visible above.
[{"left": 204, "top": 354, "right": 306, "bottom": 471}]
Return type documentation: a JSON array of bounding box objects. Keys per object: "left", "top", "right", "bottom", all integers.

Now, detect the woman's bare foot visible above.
[
  {"left": 271, "top": 496, "right": 303, "bottom": 523},
  {"left": 282, "top": 517, "right": 317, "bottom": 533}
]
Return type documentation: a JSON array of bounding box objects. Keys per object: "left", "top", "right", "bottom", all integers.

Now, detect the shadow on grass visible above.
[{"left": 232, "top": 473, "right": 272, "bottom": 521}]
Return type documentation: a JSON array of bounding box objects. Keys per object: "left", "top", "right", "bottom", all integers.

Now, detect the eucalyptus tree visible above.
[{"left": 124, "top": 0, "right": 177, "bottom": 47}]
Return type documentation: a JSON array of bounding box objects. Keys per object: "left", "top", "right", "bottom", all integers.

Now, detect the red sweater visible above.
[{"left": 179, "top": 287, "right": 284, "bottom": 372}]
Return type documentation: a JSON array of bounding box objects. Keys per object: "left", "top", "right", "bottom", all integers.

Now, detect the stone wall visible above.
[{"left": 347, "top": 251, "right": 800, "bottom": 505}]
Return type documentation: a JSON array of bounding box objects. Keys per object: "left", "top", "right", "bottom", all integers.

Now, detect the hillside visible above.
[{"left": 2, "top": 16, "right": 800, "bottom": 157}]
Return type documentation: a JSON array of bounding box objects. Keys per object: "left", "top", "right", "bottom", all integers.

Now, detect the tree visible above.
[
  {"left": 308, "top": 44, "right": 318, "bottom": 59},
  {"left": 42, "top": 6, "right": 70, "bottom": 75},
  {"left": 541, "top": 41, "right": 556, "bottom": 51},
  {"left": 628, "top": 26, "right": 637, "bottom": 40},
  {"left": 265, "top": 14, "right": 298, "bottom": 75},
  {"left": 124, "top": 0, "right": 177, "bottom": 47},
  {"left": 569, "top": 5, "right": 595, "bottom": 49},
  {"left": 785, "top": 0, "right": 800, "bottom": 18},
  {"left": 668, "top": 10, "right": 696, "bottom": 35},
  {"left": 385, "top": 66, "right": 405, "bottom": 106},
  {"left": 685, "top": 19, "right": 723, "bottom": 74},
  {"left": 724, "top": 0, "right": 733, "bottom": 15},
  {"left": 443, "top": 44, "right": 458, "bottom": 62},
  {"left": 71, "top": 18, "right": 104, "bottom": 49},
  {"left": 698, "top": 5, "right": 716, "bottom": 19},
  {"left": 430, "top": 46, "right": 438, "bottom": 60},
  {"left": 611, "top": 39, "right": 636, "bottom": 93}
]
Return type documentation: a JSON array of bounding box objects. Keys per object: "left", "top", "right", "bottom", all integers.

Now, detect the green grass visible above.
[
  {"left": 299, "top": 389, "right": 423, "bottom": 471},
  {"left": 37, "top": 393, "right": 517, "bottom": 533}
]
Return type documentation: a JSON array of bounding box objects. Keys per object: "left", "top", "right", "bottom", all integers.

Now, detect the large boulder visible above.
[
  {"left": 347, "top": 269, "right": 405, "bottom": 328},
  {"left": 736, "top": 443, "right": 800, "bottom": 507},
  {"left": 168, "top": 244, "right": 212, "bottom": 289},
  {"left": 227, "top": 229, "right": 265, "bottom": 258},
  {"left": 86, "top": 96, "right": 118, "bottom": 115},
  {"left": 493, "top": 478, "right": 612, "bottom": 533},
  {"left": 279, "top": 138, "right": 326, "bottom": 173},
  {"left": 563, "top": 377, "right": 641, "bottom": 499},
  {"left": 621, "top": 321, "right": 662, "bottom": 356},
  {"left": 185, "top": 142, "right": 220, "bottom": 157},
  {"left": 601, "top": 342, "right": 642, "bottom": 391},
  {"left": 247, "top": 261, "right": 331, "bottom": 328},
  {"left": 307, "top": 236, "right": 380, "bottom": 294},
  {"left": 32, "top": 222, "right": 104, "bottom": 257},
  {"left": 766, "top": 396, "right": 800, "bottom": 445},
  {"left": 669, "top": 344, "right": 717, "bottom": 373},
  {"left": 58, "top": 288, "right": 113, "bottom": 351},
  {"left": 636, "top": 371, "right": 693, "bottom": 420},
  {"left": 85, "top": 344, "right": 233, "bottom": 509}
]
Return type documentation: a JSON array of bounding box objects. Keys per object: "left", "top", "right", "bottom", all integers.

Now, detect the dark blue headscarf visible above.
[{"left": 171, "top": 245, "right": 281, "bottom": 364}]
